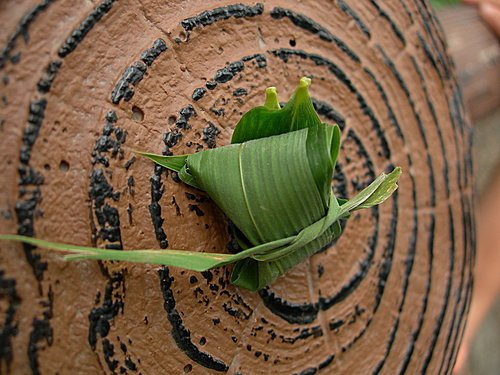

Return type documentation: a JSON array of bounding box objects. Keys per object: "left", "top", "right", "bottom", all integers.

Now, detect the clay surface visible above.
[{"left": 0, "top": 1, "right": 474, "bottom": 374}]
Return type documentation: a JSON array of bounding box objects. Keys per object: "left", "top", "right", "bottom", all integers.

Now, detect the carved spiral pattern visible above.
[{"left": 0, "top": 1, "right": 474, "bottom": 374}]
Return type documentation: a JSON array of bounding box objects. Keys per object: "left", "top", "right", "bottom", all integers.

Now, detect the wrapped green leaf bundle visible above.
[{"left": 0, "top": 77, "right": 400, "bottom": 291}]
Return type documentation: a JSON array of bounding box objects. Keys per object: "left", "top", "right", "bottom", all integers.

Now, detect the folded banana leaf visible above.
[{"left": 0, "top": 77, "right": 401, "bottom": 291}]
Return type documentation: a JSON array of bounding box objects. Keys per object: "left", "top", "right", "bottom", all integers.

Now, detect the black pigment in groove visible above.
[
  {"left": 451, "top": 88, "right": 468, "bottom": 185},
  {"left": 202, "top": 122, "right": 220, "bottom": 149},
  {"left": 340, "top": 190, "right": 398, "bottom": 354},
  {"left": 311, "top": 98, "right": 345, "bottom": 129},
  {"left": 369, "top": 0, "right": 406, "bottom": 46},
  {"left": 332, "top": 162, "right": 348, "bottom": 205},
  {"left": 444, "top": 218, "right": 472, "bottom": 375},
  {"left": 373, "top": 198, "right": 423, "bottom": 375},
  {"left": 423, "top": 1, "right": 449, "bottom": 55},
  {"left": 89, "top": 111, "right": 125, "bottom": 246},
  {"left": 278, "top": 326, "right": 323, "bottom": 344},
  {"left": 175, "top": 104, "right": 196, "bottom": 130},
  {"left": 420, "top": 216, "right": 455, "bottom": 373},
  {"left": 206, "top": 81, "right": 217, "bottom": 90},
  {"left": 16, "top": 98, "right": 49, "bottom": 283},
  {"left": 148, "top": 105, "right": 197, "bottom": 249},
  {"left": 417, "top": 32, "right": 446, "bottom": 88},
  {"left": 329, "top": 319, "right": 344, "bottom": 330},
  {"left": 215, "top": 60, "right": 243, "bottom": 84},
  {"left": 414, "top": 1, "right": 452, "bottom": 80},
  {"left": 102, "top": 339, "right": 118, "bottom": 372},
  {"left": 297, "top": 353, "right": 335, "bottom": 375},
  {"left": 270, "top": 7, "right": 360, "bottom": 63},
  {"left": 363, "top": 68, "right": 404, "bottom": 141},
  {"left": 124, "top": 156, "right": 136, "bottom": 170},
  {"left": 242, "top": 53, "right": 267, "bottom": 68},
  {"left": 181, "top": 3, "right": 264, "bottom": 31},
  {"left": 367, "top": 47, "right": 439, "bottom": 371},
  {"left": 140, "top": 38, "right": 167, "bottom": 66},
  {"left": 58, "top": 0, "right": 116, "bottom": 58},
  {"left": 37, "top": 60, "right": 62, "bottom": 93},
  {"left": 447, "top": 270, "right": 472, "bottom": 373},
  {"left": 10, "top": 1, "right": 124, "bottom": 371},
  {"left": 0, "top": 0, "right": 55, "bottom": 70},
  {"left": 28, "top": 287, "right": 53, "bottom": 375},
  {"left": 319, "top": 355, "right": 335, "bottom": 369},
  {"left": 410, "top": 56, "right": 450, "bottom": 198},
  {"left": 424, "top": 198, "right": 470, "bottom": 374},
  {"left": 0, "top": 270, "right": 21, "bottom": 372},
  {"left": 398, "top": 0, "right": 414, "bottom": 24},
  {"left": 159, "top": 268, "right": 229, "bottom": 372},
  {"left": 298, "top": 367, "right": 317, "bottom": 375},
  {"left": 368, "top": 42, "right": 454, "bottom": 374},
  {"left": 192, "top": 87, "right": 206, "bottom": 101},
  {"left": 446, "top": 89, "right": 464, "bottom": 191},
  {"left": 337, "top": 0, "right": 371, "bottom": 38},
  {"left": 20, "top": 99, "right": 47, "bottom": 166},
  {"left": 125, "top": 355, "right": 137, "bottom": 371},
  {"left": 91, "top": 110, "right": 126, "bottom": 167},
  {"left": 424, "top": 210, "right": 456, "bottom": 373},
  {"left": 191, "top": 54, "right": 267, "bottom": 98},
  {"left": 258, "top": 288, "right": 318, "bottom": 325},
  {"left": 372, "top": 53, "right": 445, "bottom": 368},
  {"left": 111, "top": 38, "right": 168, "bottom": 104},
  {"left": 88, "top": 275, "right": 125, "bottom": 374},
  {"left": 111, "top": 61, "right": 147, "bottom": 104},
  {"left": 233, "top": 87, "right": 247, "bottom": 97},
  {"left": 376, "top": 46, "right": 435, "bottom": 206},
  {"left": 441, "top": 198, "right": 474, "bottom": 374},
  {"left": 87, "top": 274, "right": 124, "bottom": 348},
  {"left": 87, "top": 109, "right": 132, "bottom": 370}
]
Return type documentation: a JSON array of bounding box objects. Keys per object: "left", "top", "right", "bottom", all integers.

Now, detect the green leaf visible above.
[
  {"left": 0, "top": 77, "right": 402, "bottom": 292},
  {"left": 328, "top": 124, "right": 341, "bottom": 168},
  {"left": 0, "top": 234, "right": 294, "bottom": 272},
  {"left": 187, "top": 128, "right": 325, "bottom": 245},
  {"left": 231, "top": 77, "right": 339, "bottom": 209},
  {"left": 136, "top": 151, "right": 189, "bottom": 172},
  {"left": 355, "top": 167, "right": 402, "bottom": 209},
  {"left": 0, "top": 234, "right": 235, "bottom": 271}
]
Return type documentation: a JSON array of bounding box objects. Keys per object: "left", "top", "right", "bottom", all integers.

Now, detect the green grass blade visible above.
[
  {"left": 0, "top": 234, "right": 236, "bottom": 271},
  {"left": 0, "top": 233, "right": 296, "bottom": 272},
  {"left": 338, "top": 173, "right": 387, "bottom": 213},
  {"left": 356, "top": 167, "right": 401, "bottom": 209}
]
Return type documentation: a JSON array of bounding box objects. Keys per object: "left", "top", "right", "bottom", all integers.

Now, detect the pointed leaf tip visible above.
[
  {"left": 300, "top": 76, "right": 312, "bottom": 88},
  {"left": 264, "top": 87, "right": 280, "bottom": 110},
  {"left": 290, "top": 77, "right": 313, "bottom": 106}
]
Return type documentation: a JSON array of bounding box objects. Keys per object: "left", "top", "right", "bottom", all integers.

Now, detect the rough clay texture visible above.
[{"left": 0, "top": 1, "right": 474, "bottom": 374}]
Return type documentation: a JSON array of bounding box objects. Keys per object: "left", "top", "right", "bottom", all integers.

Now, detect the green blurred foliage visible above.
[{"left": 431, "top": 0, "right": 461, "bottom": 8}]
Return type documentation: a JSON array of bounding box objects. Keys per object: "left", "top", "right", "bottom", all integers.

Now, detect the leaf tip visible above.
[
  {"left": 299, "top": 76, "right": 312, "bottom": 88},
  {"left": 264, "top": 86, "right": 280, "bottom": 110},
  {"left": 392, "top": 166, "right": 403, "bottom": 179},
  {"left": 292, "top": 76, "right": 313, "bottom": 104}
]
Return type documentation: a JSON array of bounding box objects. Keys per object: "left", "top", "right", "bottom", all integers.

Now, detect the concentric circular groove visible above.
[{"left": 0, "top": 1, "right": 473, "bottom": 374}]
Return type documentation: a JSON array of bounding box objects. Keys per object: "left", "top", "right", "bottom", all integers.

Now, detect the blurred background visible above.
[{"left": 432, "top": 1, "right": 500, "bottom": 374}]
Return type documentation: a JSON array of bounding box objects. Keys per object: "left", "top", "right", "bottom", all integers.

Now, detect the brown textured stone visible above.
[{"left": 0, "top": 1, "right": 474, "bottom": 374}]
